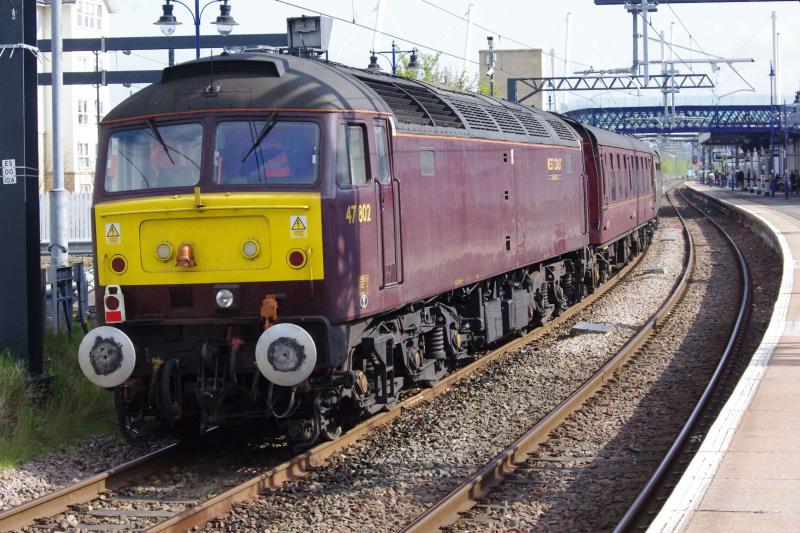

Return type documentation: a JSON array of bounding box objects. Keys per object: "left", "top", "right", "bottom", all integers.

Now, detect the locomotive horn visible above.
[
  {"left": 78, "top": 326, "right": 136, "bottom": 388},
  {"left": 254, "top": 323, "right": 317, "bottom": 387}
]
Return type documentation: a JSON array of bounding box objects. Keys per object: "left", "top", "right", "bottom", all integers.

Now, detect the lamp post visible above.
[
  {"left": 367, "top": 41, "right": 419, "bottom": 76},
  {"left": 154, "top": 0, "right": 238, "bottom": 59},
  {"left": 769, "top": 61, "right": 775, "bottom": 196},
  {"left": 486, "top": 36, "right": 495, "bottom": 97}
]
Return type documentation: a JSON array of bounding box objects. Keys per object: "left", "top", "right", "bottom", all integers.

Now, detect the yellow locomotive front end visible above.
[
  {"left": 94, "top": 191, "right": 323, "bottom": 289},
  {"left": 79, "top": 111, "right": 339, "bottom": 443}
]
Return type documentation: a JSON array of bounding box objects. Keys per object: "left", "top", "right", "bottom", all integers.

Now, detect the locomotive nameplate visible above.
[
  {"left": 547, "top": 157, "right": 562, "bottom": 181},
  {"left": 547, "top": 158, "right": 563, "bottom": 171}
]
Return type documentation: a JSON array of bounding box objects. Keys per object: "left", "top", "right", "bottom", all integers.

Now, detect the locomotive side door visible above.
[{"left": 373, "top": 119, "right": 400, "bottom": 287}]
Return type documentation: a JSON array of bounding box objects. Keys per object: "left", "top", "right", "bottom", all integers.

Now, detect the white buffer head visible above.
[
  {"left": 255, "top": 323, "right": 317, "bottom": 387},
  {"left": 78, "top": 326, "right": 136, "bottom": 388}
]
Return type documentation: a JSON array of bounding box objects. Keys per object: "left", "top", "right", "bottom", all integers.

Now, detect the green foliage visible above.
[
  {"left": 660, "top": 154, "right": 691, "bottom": 178},
  {"left": 0, "top": 353, "right": 29, "bottom": 437},
  {"left": 0, "top": 329, "right": 114, "bottom": 469},
  {"left": 395, "top": 52, "right": 478, "bottom": 92}
]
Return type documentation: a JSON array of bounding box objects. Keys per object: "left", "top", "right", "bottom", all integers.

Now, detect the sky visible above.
[{"left": 107, "top": 0, "right": 800, "bottom": 110}]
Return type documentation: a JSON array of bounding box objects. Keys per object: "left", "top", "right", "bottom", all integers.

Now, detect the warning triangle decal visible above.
[
  {"left": 291, "top": 217, "right": 306, "bottom": 231},
  {"left": 107, "top": 224, "right": 120, "bottom": 238}
]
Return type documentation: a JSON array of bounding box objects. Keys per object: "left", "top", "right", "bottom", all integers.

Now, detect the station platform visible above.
[{"left": 650, "top": 183, "right": 800, "bottom": 532}]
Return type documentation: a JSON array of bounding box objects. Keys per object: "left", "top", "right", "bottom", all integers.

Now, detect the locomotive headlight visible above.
[
  {"left": 242, "top": 239, "right": 260, "bottom": 259},
  {"left": 215, "top": 289, "right": 234, "bottom": 309},
  {"left": 155, "top": 242, "right": 173, "bottom": 262}
]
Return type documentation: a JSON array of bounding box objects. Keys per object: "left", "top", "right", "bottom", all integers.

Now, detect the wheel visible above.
[
  {"left": 586, "top": 261, "right": 600, "bottom": 294},
  {"left": 115, "top": 388, "right": 161, "bottom": 447},
  {"left": 321, "top": 421, "right": 342, "bottom": 441}
]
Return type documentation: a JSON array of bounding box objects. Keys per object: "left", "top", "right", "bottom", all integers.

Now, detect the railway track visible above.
[
  {"left": 1, "top": 236, "right": 650, "bottom": 533},
  {"left": 400, "top": 187, "right": 754, "bottom": 532},
  {"left": 615, "top": 188, "right": 755, "bottom": 532}
]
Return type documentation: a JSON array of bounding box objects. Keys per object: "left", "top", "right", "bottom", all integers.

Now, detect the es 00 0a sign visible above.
[{"left": 2, "top": 159, "right": 17, "bottom": 185}]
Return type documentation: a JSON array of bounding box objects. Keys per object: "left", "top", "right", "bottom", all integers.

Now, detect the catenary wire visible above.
[
  {"left": 273, "top": 0, "right": 480, "bottom": 66},
  {"left": 272, "top": 0, "right": 546, "bottom": 86},
  {"left": 666, "top": 4, "right": 711, "bottom": 59},
  {"left": 417, "top": 0, "right": 594, "bottom": 69}
]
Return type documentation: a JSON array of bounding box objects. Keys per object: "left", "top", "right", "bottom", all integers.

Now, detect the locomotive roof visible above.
[
  {"left": 583, "top": 124, "right": 654, "bottom": 153},
  {"left": 103, "top": 52, "right": 579, "bottom": 149},
  {"left": 103, "top": 53, "right": 392, "bottom": 121}
]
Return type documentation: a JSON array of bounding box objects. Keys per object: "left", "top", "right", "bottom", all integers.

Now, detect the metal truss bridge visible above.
[{"left": 564, "top": 105, "right": 800, "bottom": 136}]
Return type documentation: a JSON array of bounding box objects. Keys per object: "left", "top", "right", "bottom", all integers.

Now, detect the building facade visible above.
[
  {"left": 479, "top": 48, "right": 543, "bottom": 110},
  {"left": 37, "top": 0, "right": 119, "bottom": 192}
]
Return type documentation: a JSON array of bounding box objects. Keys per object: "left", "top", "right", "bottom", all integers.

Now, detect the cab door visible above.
[{"left": 373, "top": 120, "right": 401, "bottom": 287}]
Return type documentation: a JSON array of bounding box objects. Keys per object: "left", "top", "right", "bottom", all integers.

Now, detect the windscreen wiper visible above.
[
  {"left": 145, "top": 118, "right": 175, "bottom": 165},
  {"left": 241, "top": 113, "right": 277, "bottom": 163}
]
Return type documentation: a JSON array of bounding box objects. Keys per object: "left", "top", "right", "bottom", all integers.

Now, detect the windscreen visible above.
[
  {"left": 104, "top": 123, "right": 202, "bottom": 192},
  {"left": 213, "top": 120, "right": 320, "bottom": 186}
]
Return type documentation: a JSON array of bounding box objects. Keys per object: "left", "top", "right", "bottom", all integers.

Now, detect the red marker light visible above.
[
  {"left": 287, "top": 249, "right": 307, "bottom": 269},
  {"left": 110, "top": 255, "right": 127, "bottom": 274},
  {"left": 104, "top": 285, "right": 126, "bottom": 323},
  {"left": 105, "top": 296, "right": 120, "bottom": 310}
]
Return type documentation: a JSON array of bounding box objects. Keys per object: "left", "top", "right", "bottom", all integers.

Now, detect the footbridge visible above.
[{"left": 564, "top": 105, "right": 800, "bottom": 146}]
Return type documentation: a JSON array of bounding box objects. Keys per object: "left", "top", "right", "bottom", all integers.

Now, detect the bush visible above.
[{"left": 0, "top": 329, "right": 115, "bottom": 469}]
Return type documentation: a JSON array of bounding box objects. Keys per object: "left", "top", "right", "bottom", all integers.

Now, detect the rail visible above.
[
  {"left": 0, "top": 443, "right": 181, "bottom": 532},
  {"left": 613, "top": 188, "right": 750, "bottom": 532},
  {"left": 401, "top": 191, "right": 694, "bottom": 532}
]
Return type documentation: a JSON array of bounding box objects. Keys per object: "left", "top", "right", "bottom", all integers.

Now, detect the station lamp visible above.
[
  {"left": 154, "top": 2, "right": 181, "bottom": 36},
  {"left": 154, "top": 1, "right": 239, "bottom": 55},
  {"left": 367, "top": 53, "right": 382, "bottom": 72},
  {"left": 213, "top": 1, "right": 237, "bottom": 35},
  {"left": 367, "top": 43, "right": 420, "bottom": 77},
  {"left": 407, "top": 50, "right": 420, "bottom": 75}
]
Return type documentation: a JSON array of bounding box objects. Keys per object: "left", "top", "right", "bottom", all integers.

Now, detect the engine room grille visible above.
[
  {"left": 514, "top": 112, "right": 551, "bottom": 138},
  {"left": 485, "top": 107, "right": 527, "bottom": 136},
  {"left": 354, "top": 76, "right": 464, "bottom": 129},
  {"left": 446, "top": 99, "right": 499, "bottom": 132},
  {"left": 545, "top": 117, "right": 577, "bottom": 142}
]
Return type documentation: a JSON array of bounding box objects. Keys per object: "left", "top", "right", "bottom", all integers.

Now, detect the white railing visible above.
[{"left": 40, "top": 192, "right": 93, "bottom": 253}]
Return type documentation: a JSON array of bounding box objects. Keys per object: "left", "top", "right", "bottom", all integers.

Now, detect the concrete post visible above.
[{"left": 49, "top": 0, "right": 70, "bottom": 330}]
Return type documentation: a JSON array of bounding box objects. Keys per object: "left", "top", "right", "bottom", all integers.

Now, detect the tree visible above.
[{"left": 395, "top": 52, "right": 479, "bottom": 93}]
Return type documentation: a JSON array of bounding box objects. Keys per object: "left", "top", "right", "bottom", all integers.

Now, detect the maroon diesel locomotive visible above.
[{"left": 77, "top": 52, "right": 661, "bottom": 445}]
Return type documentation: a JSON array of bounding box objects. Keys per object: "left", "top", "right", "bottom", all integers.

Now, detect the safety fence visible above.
[{"left": 39, "top": 192, "right": 93, "bottom": 254}]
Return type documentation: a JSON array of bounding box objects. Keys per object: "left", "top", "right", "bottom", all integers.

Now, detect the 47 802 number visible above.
[{"left": 345, "top": 203, "right": 372, "bottom": 224}]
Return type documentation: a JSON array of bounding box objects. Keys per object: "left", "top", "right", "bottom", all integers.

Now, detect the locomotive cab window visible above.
[
  {"left": 374, "top": 123, "right": 391, "bottom": 183},
  {"left": 337, "top": 124, "right": 369, "bottom": 187},
  {"left": 213, "top": 120, "right": 319, "bottom": 186},
  {"left": 105, "top": 122, "right": 202, "bottom": 192}
]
